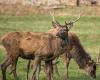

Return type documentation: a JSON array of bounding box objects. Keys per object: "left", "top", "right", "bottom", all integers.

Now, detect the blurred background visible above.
[{"left": 0, "top": 0, "right": 100, "bottom": 80}]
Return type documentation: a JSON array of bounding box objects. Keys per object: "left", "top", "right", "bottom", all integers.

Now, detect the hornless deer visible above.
[
  {"left": 0, "top": 17, "right": 73, "bottom": 80},
  {"left": 27, "top": 13, "right": 81, "bottom": 80}
]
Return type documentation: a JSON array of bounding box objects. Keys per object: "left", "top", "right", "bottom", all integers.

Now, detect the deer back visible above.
[{"left": 19, "top": 33, "right": 63, "bottom": 57}]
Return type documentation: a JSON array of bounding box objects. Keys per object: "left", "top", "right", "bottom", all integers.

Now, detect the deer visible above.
[
  {"left": 57, "top": 32, "right": 97, "bottom": 80},
  {"left": 26, "top": 13, "right": 81, "bottom": 80},
  {"left": 0, "top": 15, "right": 74, "bottom": 80}
]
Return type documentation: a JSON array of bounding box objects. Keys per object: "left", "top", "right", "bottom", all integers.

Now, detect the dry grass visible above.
[
  {"left": 0, "top": 3, "right": 49, "bottom": 16},
  {"left": 0, "top": 3, "right": 100, "bottom": 16}
]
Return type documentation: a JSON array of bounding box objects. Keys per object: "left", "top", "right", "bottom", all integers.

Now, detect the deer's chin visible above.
[
  {"left": 91, "top": 77, "right": 96, "bottom": 80},
  {"left": 90, "top": 74, "right": 96, "bottom": 80}
]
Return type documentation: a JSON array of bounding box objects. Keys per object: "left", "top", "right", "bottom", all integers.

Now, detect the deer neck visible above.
[
  {"left": 56, "top": 37, "right": 68, "bottom": 55},
  {"left": 50, "top": 37, "right": 66, "bottom": 57},
  {"left": 71, "top": 46, "right": 91, "bottom": 69}
]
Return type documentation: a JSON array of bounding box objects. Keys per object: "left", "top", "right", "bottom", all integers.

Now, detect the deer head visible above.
[
  {"left": 88, "top": 52, "right": 100, "bottom": 80},
  {"left": 50, "top": 12, "right": 81, "bottom": 41},
  {"left": 85, "top": 60, "right": 96, "bottom": 80},
  {"left": 84, "top": 51, "right": 100, "bottom": 80},
  {"left": 50, "top": 12, "right": 67, "bottom": 40},
  {"left": 52, "top": 21, "right": 69, "bottom": 40}
]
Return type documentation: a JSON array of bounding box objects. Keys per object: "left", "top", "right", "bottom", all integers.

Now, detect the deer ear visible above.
[{"left": 52, "top": 21, "right": 61, "bottom": 28}]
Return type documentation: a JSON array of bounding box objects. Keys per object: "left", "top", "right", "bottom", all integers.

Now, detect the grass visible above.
[{"left": 0, "top": 14, "right": 100, "bottom": 80}]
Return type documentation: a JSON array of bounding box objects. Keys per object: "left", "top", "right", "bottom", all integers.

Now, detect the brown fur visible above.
[
  {"left": 27, "top": 31, "right": 96, "bottom": 80},
  {"left": 67, "top": 32, "right": 91, "bottom": 68},
  {"left": 1, "top": 32, "right": 66, "bottom": 80},
  {"left": 1, "top": 18, "right": 75, "bottom": 80},
  {"left": 1, "top": 20, "right": 70, "bottom": 80},
  {"left": 26, "top": 16, "right": 86, "bottom": 80}
]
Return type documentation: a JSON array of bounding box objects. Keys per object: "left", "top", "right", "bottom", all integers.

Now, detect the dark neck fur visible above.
[
  {"left": 69, "top": 33, "right": 91, "bottom": 69},
  {"left": 72, "top": 45, "right": 91, "bottom": 69}
]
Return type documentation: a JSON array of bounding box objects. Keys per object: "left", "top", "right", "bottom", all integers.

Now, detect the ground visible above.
[{"left": 0, "top": 7, "right": 100, "bottom": 80}]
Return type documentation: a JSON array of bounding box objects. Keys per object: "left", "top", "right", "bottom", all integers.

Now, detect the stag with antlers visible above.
[{"left": 47, "top": 14, "right": 97, "bottom": 80}]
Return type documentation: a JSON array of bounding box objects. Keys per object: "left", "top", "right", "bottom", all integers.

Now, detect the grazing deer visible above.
[
  {"left": 0, "top": 16, "right": 73, "bottom": 80},
  {"left": 27, "top": 14, "right": 81, "bottom": 80},
  {"left": 53, "top": 32, "right": 97, "bottom": 80}
]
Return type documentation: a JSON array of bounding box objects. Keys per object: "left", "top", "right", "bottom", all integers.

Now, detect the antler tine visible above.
[
  {"left": 72, "top": 9, "right": 84, "bottom": 23},
  {"left": 72, "top": 15, "right": 81, "bottom": 23},
  {"left": 72, "top": 12, "right": 82, "bottom": 23},
  {"left": 50, "top": 11, "right": 55, "bottom": 22}
]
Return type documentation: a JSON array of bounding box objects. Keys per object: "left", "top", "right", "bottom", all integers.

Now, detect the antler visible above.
[
  {"left": 64, "top": 11, "right": 83, "bottom": 30},
  {"left": 50, "top": 11, "right": 55, "bottom": 22},
  {"left": 50, "top": 11, "right": 61, "bottom": 27},
  {"left": 71, "top": 14, "right": 81, "bottom": 23},
  {"left": 72, "top": 9, "right": 84, "bottom": 23},
  {"left": 65, "top": 11, "right": 83, "bottom": 25}
]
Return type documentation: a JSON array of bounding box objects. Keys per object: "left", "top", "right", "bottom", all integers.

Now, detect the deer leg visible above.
[
  {"left": 31, "top": 57, "right": 40, "bottom": 80},
  {"left": 53, "top": 60, "right": 60, "bottom": 77},
  {"left": 1, "top": 57, "right": 11, "bottom": 80},
  {"left": 27, "top": 60, "right": 31, "bottom": 80},
  {"left": 64, "top": 57, "right": 70, "bottom": 80},
  {"left": 45, "top": 61, "right": 53, "bottom": 80},
  {"left": 37, "top": 61, "right": 41, "bottom": 80},
  {"left": 51, "top": 62, "right": 54, "bottom": 80},
  {"left": 27, "top": 60, "right": 41, "bottom": 80},
  {"left": 10, "top": 57, "right": 18, "bottom": 80}
]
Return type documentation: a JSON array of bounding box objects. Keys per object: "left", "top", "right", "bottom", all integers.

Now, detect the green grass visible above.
[{"left": 0, "top": 14, "right": 100, "bottom": 80}]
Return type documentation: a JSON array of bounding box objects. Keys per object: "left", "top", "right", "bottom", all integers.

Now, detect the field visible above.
[{"left": 0, "top": 13, "right": 100, "bottom": 80}]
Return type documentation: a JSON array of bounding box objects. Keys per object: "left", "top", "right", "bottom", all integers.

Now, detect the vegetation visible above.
[{"left": 0, "top": 14, "right": 100, "bottom": 80}]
